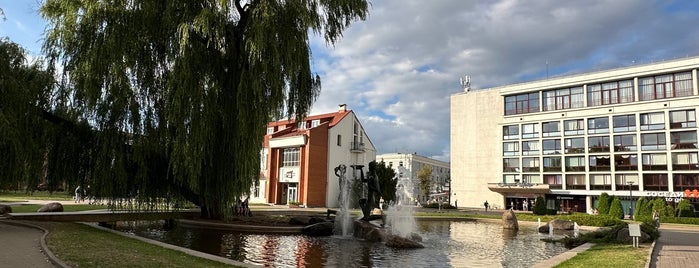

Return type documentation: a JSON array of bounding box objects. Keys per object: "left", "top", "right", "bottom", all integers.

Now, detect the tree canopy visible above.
[
  {"left": 417, "top": 165, "right": 432, "bottom": 202},
  {"left": 1, "top": 0, "right": 369, "bottom": 219}
]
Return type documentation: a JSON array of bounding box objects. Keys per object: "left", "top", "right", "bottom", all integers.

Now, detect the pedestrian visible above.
[
  {"left": 74, "top": 185, "right": 82, "bottom": 203},
  {"left": 379, "top": 196, "right": 385, "bottom": 210},
  {"left": 523, "top": 200, "right": 528, "bottom": 211},
  {"left": 455, "top": 199, "right": 458, "bottom": 209},
  {"left": 484, "top": 200, "right": 489, "bottom": 212},
  {"left": 652, "top": 210, "right": 661, "bottom": 228}
]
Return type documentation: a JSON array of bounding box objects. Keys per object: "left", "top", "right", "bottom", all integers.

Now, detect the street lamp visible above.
[{"left": 627, "top": 181, "right": 635, "bottom": 198}]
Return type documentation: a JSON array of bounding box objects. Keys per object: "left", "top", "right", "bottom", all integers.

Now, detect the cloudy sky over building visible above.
[{"left": 4, "top": 0, "right": 699, "bottom": 162}]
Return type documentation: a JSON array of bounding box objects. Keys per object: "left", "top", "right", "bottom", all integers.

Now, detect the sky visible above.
[{"left": 3, "top": 0, "right": 699, "bottom": 163}]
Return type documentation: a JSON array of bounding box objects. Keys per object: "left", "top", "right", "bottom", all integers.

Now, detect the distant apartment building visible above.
[
  {"left": 251, "top": 104, "right": 376, "bottom": 208},
  {"left": 451, "top": 57, "right": 699, "bottom": 214},
  {"left": 376, "top": 153, "right": 451, "bottom": 204}
]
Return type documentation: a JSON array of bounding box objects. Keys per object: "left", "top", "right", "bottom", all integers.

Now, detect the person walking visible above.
[
  {"left": 74, "top": 185, "right": 82, "bottom": 203},
  {"left": 484, "top": 200, "right": 489, "bottom": 212}
]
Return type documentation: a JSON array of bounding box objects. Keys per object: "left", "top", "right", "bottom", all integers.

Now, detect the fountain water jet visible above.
[{"left": 334, "top": 164, "right": 354, "bottom": 236}]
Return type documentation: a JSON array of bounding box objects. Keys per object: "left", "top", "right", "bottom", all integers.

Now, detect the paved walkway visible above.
[
  {"left": 649, "top": 224, "right": 699, "bottom": 268},
  {"left": 0, "top": 221, "right": 55, "bottom": 268}
]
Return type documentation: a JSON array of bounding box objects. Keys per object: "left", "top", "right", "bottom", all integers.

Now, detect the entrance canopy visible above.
[{"left": 487, "top": 183, "right": 551, "bottom": 194}]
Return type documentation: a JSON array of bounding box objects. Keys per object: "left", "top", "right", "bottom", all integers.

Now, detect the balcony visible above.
[{"left": 350, "top": 142, "right": 365, "bottom": 153}]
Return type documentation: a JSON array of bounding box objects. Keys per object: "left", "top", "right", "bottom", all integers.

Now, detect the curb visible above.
[
  {"left": 645, "top": 240, "right": 657, "bottom": 268},
  {"left": 530, "top": 242, "right": 595, "bottom": 268},
  {"left": 0, "top": 220, "right": 71, "bottom": 268}
]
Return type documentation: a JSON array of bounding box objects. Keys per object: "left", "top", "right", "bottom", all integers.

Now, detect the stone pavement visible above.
[
  {"left": 649, "top": 224, "right": 699, "bottom": 268},
  {"left": 0, "top": 221, "right": 57, "bottom": 268}
]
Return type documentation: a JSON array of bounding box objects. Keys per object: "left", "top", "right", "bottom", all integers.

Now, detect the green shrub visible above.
[
  {"left": 677, "top": 199, "right": 694, "bottom": 217},
  {"left": 533, "top": 196, "right": 547, "bottom": 215},
  {"left": 546, "top": 209, "right": 558, "bottom": 215},
  {"left": 609, "top": 197, "right": 624, "bottom": 219},
  {"left": 634, "top": 197, "right": 647, "bottom": 220},
  {"left": 662, "top": 217, "right": 699, "bottom": 225},
  {"left": 559, "top": 213, "right": 623, "bottom": 227},
  {"left": 597, "top": 193, "right": 611, "bottom": 215},
  {"left": 423, "top": 203, "right": 455, "bottom": 209}
]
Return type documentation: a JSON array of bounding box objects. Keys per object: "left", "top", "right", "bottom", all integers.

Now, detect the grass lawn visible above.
[
  {"left": 41, "top": 222, "right": 241, "bottom": 268},
  {"left": 555, "top": 244, "right": 649, "bottom": 268},
  {"left": 9, "top": 204, "right": 109, "bottom": 213},
  {"left": 0, "top": 191, "right": 73, "bottom": 202}
]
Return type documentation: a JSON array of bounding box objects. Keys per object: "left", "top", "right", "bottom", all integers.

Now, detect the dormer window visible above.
[
  {"left": 311, "top": 119, "right": 321, "bottom": 128},
  {"left": 266, "top": 127, "right": 274, "bottom": 134}
]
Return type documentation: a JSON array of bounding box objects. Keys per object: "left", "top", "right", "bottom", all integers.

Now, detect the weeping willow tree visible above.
[{"left": 21, "top": 0, "right": 370, "bottom": 219}]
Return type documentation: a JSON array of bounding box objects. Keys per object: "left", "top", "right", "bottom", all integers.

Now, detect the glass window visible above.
[
  {"left": 545, "top": 175, "right": 563, "bottom": 189},
  {"left": 565, "top": 156, "right": 586, "bottom": 171},
  {"left": 503, "top": 174, "right": 521, "bottom": 184},
  {"left": 640, "top": 112, "right": 665, "bottom": 130},
  {"left": 672, "top": 152, "right": 699, "bottom": 170},
  {"left": 674, "top": 174, "right": 699, "bottom": 189},
  {"left": 613, "top": 134, "right": 637, "bottom": 152},
  {"left": 503, "top": 158, "right": 520, "bottom": 172},
  {"left": 615, "top": 154, "right": 638, "bottom": 171},
  {"left": 638, "top": 71, "right": 693, "bottom": 101},
  {"left": 641, "top": 133, "right": 666, "bottom": 151},
  {"left": 266, "top": 127, "right": 275, "bottom": 134},
  {"left": 588, "top": 136, "right": 610, "bottom": 153},
  {"left": 566, "top": 174, "right": 586, "bottom": 190},
  {"left": 671, "top": 131, "right": 698, "bottom": 149},
  {"left": 642, "top": 153, "right": 667, "bottom": 171},
  {"left": 588, "top": 80, "right": 634, "bottom": 106},
  {"left": 542, "top": 121, "right": 561, "bottom": 137},
  {"left": 615, "top": 174, "right": 639, "bottom": 188},
  {"left": 542, "top": 139, "right": 562, "bottom": 155},
  {"left": 522, "top": 157, "right": 540, "bottom": 172},
  {"left": 523, "top": 174, "right": 542, "bottom": 184},
  {"left": 505, "top": 92, "right": 540, "bottom": 115},
  {"left": 589, "top": 155, "right": 611, "bottom": 171},
  {"left": 282, "top": 148, "right": 300, "bottom": 167},
  {"left": 522, "top": 141, "right": 540, "bottom": 156},
  {"left": 590, "top": 174, "right": 612, "bottom": 190},
  {"left": 564, "top": 119, "right": 585, "bottom": 136},
  {"left": 643, "top": 174, "right": 669, "bottom": 191},
  {"left": 543, "top": 87, "right": 584, "bottom": 111},
  {"left": 613, "top": 114, "right": 636, "bottom": 133},
  {"left": 543, "top": 157, "right": 561, "bottom": 172},
  {"left": 521, "top": 123, "right": 540, "bottom": 139},
  {"left": 503, "top": 142, "right": 520, "bottom": 156},
  {"left": 565, "top": 137, "right": 585, "bottom": 154},
  {"left": 503, "top": 125, "right": 519, "bottom": 140},
  {"left": 670, "top": 109, "right": 697, "bottom": 129},
  {"left": 588, "top": 117, "right": 609, "bottom": 134}
]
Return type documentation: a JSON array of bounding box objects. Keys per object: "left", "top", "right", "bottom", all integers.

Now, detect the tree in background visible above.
[
  {"left": 533, "top": 196, "right": 547, "bottom": 215},
  {"left": 375, "top": 161, "right": 397, "bottom": 206},
  {"left": 677, "top": 199, "right": 694, "bottom": 217},
  {"left": 634, "top": 197, "right": 648, "bottom": 220},
  {"left": 596, "top": 193, "right": 612, "bottom": 215},
  {"left": 417, "top": 165, "right": 433, "bottom": 204},
  {"left": 3, "top": 0, "right": 369, "bottom": 219},
  {"left": 608, "top": 196, "right": 624, "bottom": 219}
]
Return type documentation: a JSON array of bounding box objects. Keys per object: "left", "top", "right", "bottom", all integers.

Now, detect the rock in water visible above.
[
  {"left": 502, "top": 209, "right": 519, "bottom": 230},
  {"left": 37, "top": 202, "right": 64, "bottom": 212},
  {"left": 302, "top": 221, "right": 334, "bottom": 236},
  {"left": 548, "top": 219, "right": 575, "bottom": 230},
  {"left": 384, "top": 233, "right": 424, "bottom": 248}
]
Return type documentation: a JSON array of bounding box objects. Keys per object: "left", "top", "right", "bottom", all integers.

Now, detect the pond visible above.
[{"left": 120, "top": 220, "right": 569, "bottom": 268}]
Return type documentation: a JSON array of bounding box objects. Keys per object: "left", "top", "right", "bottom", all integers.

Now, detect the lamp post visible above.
[{"left": 627, "top": 181, "right": 635, "bottom": 198}]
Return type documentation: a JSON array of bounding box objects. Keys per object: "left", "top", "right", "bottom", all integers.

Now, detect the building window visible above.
[
  {"left": 542, "top": 139, "right": 562, "bottom": 155},
  {"left": 566, "top": 174, "right": 586, "bottom": 190},
  {"left": 674, "top": 174, "right": 699, "bottom": 190},
  {"left": 590, "top": 174, "right": 612, "bottom": 190},
  {"left": 564, "top": 119, "right": 585, "bottom": 136},
  {"left": 337, "top": 134, "right": 341, "bottom": 146},
  {"left": 587, "top": 117, "right": 609, "bottom": 134},
  {"left": 282, "top": 148, "right": 300, "bottom": 167},
  {"left": 523, "top": 174, "right": 542, "bottom": 184},
  {"left": 613, "top": 134, "right": 637, "bottom": 152},
  {"left": 503, "top": 125, "right": 520, "bottom": 140},
  {"left": 545, "top": 174, "right": 562, "bottom": 189},
  {"left": 260, "top": 148, "right": 269, "bottom": 170},
  {"left": 267, "top": 127, "right": 274, "bottom": 134},
  {"left": 613, "top": 114, "right": 637, "bottom": 133},
  {"left": 505, "top": 92, "right": 540, "bottom": 115},
  {"left": 641, "top": 133, "right": 666, "bottom": 151},
  {"left": 643, "top": 174, "right": 669, "bottom": 191},
  {"left": 521, "top": 123, "right": 540, "bottom": 139},
  {"left": 565, "top": 137, "right": 585, "bottom": 154},
  {"left": 671, "top": 131, "right": 698, "bottom": 149},
  {"left": 503, "top": 158, "right": 519, "bottom": 172},
  {"left": 614, "top": 154, "right": 638, "bottom": 171},
  {"left": 588, "top": 136, "right": 610, "bottom": 153},
  {"left": 542, "top": 121, "right": 561, "bottom": 137},
  {"left": 522, "top": 157, "right": 540, "bottom": 172},
  {"left": 672, "top": 152, "right": 699, "bottom": 170},
  {"left": 638, "top": 71, "right": 693, "bottom": 101},
  {"left": 522, "top": 141, "right": 540, "bottom": 156},
  {"left": 640, "top": 112, "right": 665, "bottom": 130},
  {"left": 543, "top": 87, "right": 584, "bottom": 111},
  {"left": 615, "top": 174, "right": 639, "bottom": 190},
  {"left": 565, "top": 156, "right": 586, "bottom": 172},
  {"left": 503, "top": 174, "right": 520, "bottom": 184},
  {"left": 670, "top": 109, "right": 696, "bottom": 129},
  {"left": 642, "top": 153, "right": 667, "bottom": 170},
  {"left": 543, "top": 157, "right": 562, "bottom": 171},
  {"left": 297, "top": 121, "right": 307, "bottom": 129},
  {"left": 503, "top": 142, "right": 520, "bottom": 156},
  {"left": 587, "top": 80, "right": 634, "bottom": 106},
  {"left": 589, "top": 155, "right": 611, "bottom": 171},
  {"left": 311, "top": 119, "right": 321, "bottom": 128}
]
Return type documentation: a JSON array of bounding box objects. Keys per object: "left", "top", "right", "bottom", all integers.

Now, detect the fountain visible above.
[{"left": 334, "top": 164, "right": 354, "bottom": 236}]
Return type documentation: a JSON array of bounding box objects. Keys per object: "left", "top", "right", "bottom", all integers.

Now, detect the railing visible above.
[{"left": 350, "top": 142, "right": 365, "bottom": 152}]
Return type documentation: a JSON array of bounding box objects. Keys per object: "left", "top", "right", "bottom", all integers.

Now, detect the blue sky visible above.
[{"left": 4, "top": 0, "right": 699, "bottom": 162}]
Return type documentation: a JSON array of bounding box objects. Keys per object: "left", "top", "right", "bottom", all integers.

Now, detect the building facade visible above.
[
  {"left": 451, "top": 57, "right": 699, "bottom": 214},
  {"left": 376, "top": 153, "right": 451, "bottom": 204},
  {"left": 251, "top": 104, "right": 376, "bottom": 208}
]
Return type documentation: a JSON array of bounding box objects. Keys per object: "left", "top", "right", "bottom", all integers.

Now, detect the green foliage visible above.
[
  {"left": 558, "top": 213, "right": 624, "bottom": 227},
  {"left": 661, "top": 216, "right": 699, "bottom": 224},
  {"left": 677, "top": 199, "right": 694, "bottom": 217},
  {"left": 375, "top": 161, "right": 397, "bottom": 205},
  {"left": 533, "top": 196, "right": 547, "bottom": 215},
  {"left": 417, "top": 165, "right": 432, "bottom": 200},
  {"left": 608, "top": 197, "right": 624, "bottom": 219},
  {"left": 10, "top": 0, "right": 370, "bottom": 219},
  {"left": 596, "top": 193, "right": 611, "bottom": 215},
  {"left": 649, "top": 198, "right": 674, "bottom": 218},
  {"left": 634, "top": 197, "right": 647, "bottom": 220},
  {"left": 423, "top": 202, "right": 455, "bottom": 209}
]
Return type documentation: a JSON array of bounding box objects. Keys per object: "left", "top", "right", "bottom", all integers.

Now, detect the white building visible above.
[
  {"left": 451, "top": 56, "right": 699, "bottom": 213},
  {"left": 376, "top": 153, "right": 451, "bottom": 204}
]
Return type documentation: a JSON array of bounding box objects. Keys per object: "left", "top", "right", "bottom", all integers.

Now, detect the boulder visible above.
[
  {"left": 302, "top": 221, "right": 335, "bottom": 237},
  {"left": 538, "top": 225, "right": 550, "bottom": 233},
  {"left": 502, "top": 209, "right": 519, "bottom": 230},
  {"left": 384, "top": 233, "right": 424, "bottom": 248},
  {"left": 0, "top": 205, "right": 12, "bottom": 215},
  {"left": 37, "top": 202, "right": 64, "bottom": 212},
  {"left": 289, "top": 216, "right": 311, "bottom": 225},
  {"left": 615, "top": 227, "right": 651, "bottom": 243},
  {"left": 548, "top": 219, "right": 575, "bottom": 230}
]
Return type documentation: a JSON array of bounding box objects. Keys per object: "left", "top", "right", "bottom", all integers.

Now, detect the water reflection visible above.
[{"left": 121, "top": 220, "right": 568, "bottom": 268}]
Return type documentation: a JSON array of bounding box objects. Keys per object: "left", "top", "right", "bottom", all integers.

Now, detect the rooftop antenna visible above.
[{"left": 460, "top": 75, "right": 471, "bottom": 92}]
